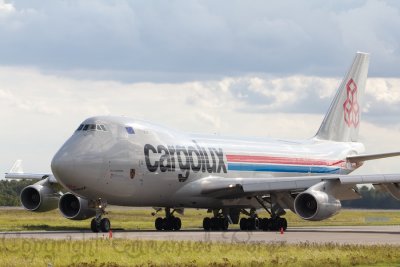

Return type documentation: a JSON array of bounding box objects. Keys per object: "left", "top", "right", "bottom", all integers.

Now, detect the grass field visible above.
[
  {"left": 1, "top": 208, "right": 400, "bottom": 266},
  {"left": 0, "top": 239, "right": 399, "bottom": 266},
  {"left": 0, "top": 207, "right": 399, "bottom": 231}
]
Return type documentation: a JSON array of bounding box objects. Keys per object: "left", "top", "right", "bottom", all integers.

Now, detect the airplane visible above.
[{"left": 5, "top": 52, "right": 400, "bottom": 233}]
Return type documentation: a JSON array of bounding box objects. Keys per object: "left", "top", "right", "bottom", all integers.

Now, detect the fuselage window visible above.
[
  {"left": 82, "top": 124, "right": 89, "bottom": 131},
  {"left": 89, "top": 124, "right": 96, "bottom": 131},
  {"left": 96, "top": 125, "right": 102, "bottom": 131},
  {"left": 126, "top": 126, "right": 135, "bottom": 134},
  {"left": 77, "top": 124, "right": 84, "bottom": 131},
  {"left": 100, "top": 125, "right": 107, "bottom": 131}
]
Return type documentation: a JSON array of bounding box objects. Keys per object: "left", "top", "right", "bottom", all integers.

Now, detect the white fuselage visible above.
[{"left": 51, "top": 116, "right": 365, "bottom": 209}]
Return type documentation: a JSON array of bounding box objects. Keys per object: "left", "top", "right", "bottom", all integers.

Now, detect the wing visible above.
[
  {"left": 192, "top": 173, "right": 400, "bottom": 200},
  {"left": 4, "top": 160, "right": 58, "bottom": 183}
]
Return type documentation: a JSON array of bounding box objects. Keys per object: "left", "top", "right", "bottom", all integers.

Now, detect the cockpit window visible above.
[{"left": 77, "top": 124, "right": 107, "bottom": 132}]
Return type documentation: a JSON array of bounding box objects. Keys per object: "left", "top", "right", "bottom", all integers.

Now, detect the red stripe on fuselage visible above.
[{"left": 226, "top": 155, "right": 345, "bottom": 167}]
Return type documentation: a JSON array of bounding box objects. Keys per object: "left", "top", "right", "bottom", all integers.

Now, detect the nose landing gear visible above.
[{"left": 90, "top": 199, "right": 111, "bottom": 233}]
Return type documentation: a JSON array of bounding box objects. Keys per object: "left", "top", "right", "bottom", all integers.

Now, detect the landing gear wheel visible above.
[
  {"left": 100, "top": 218, "right": 111, "bottom": 232},
  {"left": 172, "top": 217, "right": 181, "bottom": 231},
  {"left": 220, "top": 218, "right": 229, "bottom": 231},
  {"left": 91, "top": 218, "right": 100, "bottom": 233},
  {"left": 203, "top": 217, "right": 211, "bottom": 231},
  {"left": 239, "top": 218, "right": 248, "bottom": 231},
  {"left": 247, "top": 218, "right": 259, "bottom": 231},
  {"left": 163, "top": 217, "right": 173, "bottom": 231},
  {"left": 278, "top": 217, "right": 287, "bottom": 231},
  {"left": 210, "top": 217, "right": 219, "bottom": 231},
  {"left": 155, "top": 217, "right": 163, "bottom": 231},
  {"left": 259, "top": 218, "right": 269, "bottom": 231}
]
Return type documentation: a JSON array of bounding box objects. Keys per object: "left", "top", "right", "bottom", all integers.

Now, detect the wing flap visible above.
[{"left": 198, "top": 174, "right": 400, "bottom": 200}]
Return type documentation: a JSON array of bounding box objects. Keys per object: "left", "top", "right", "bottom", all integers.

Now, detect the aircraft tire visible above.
[
  {"left": 220, "top": 218, "right": 229, "bottom": 231},
  {"left": 100, "top": 218, "right": 111, "bottom": 232},
  {"left": 210, "top": 217, "right": 219, "bottom": 230},
  {"left": 279, "top": 217, "right": 288, "bottom": 231},
  {"left": 203, "top": 217, "right": 211, "bottom": 231},
  {"left": 155, "top": 217, "right": 163, "bottom": 231},
  {"left": 172, "top": 217, "right": 181, "bottom": 231},
  {"left": 259, "top": 218, "right": 269, "bottom": 231},
  {"left": 247, "top": 218, "right": 258, "bottom": 231},
  {"left": 90, "top": 218, "right": 100, "bottom": 233},
  {"left": 239, "top": 218, "right": 248, "bottom": 231},
  {"left": 163, "top": 218, "right": 173, "bottom": 231}
]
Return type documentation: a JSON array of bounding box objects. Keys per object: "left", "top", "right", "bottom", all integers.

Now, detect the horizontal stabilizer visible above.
[
  {"left": 5, "top": 160, "right": 58, "bottom": 183},
  {"left": 347, "top": 152, "right": 400, "bottom": 163},
  {"left": 9, "top": 160, "right": 23, "bottom": 174}
]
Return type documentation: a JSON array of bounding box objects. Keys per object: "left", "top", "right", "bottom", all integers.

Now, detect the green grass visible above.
[
  {"left": 0, "top": 239, "right": 399, "bottom": 266},
  {"left": 1, "top": 209, "right": 400, "bottom": 266},
  {"left": 0, "top": 208, "right": 399, "bottom": 231}
]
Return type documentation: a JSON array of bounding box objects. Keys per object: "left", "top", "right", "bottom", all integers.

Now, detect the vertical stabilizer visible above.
[{"left": 315, "top": 52, "right": 369, "bottom": 142}]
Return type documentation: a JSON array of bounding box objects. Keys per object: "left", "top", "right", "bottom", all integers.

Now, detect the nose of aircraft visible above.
[
  {"left": 51, "top": 131, "right": 108, "bottom": 192},
  {"left": 51, "top": 142, "right": 77, "bottom": 188}
]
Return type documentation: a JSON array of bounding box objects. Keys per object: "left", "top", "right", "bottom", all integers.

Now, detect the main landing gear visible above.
[
  {"left": 239, "top": 216, "right": 287, "bottom": 231},
  {"left": 154, "top": 208, "right": 182, "bottom": 231},
  {"left": 239, "top": 196, "right": 288, "bottom": 231},
  {"left": 203, "top": 209, "right": 230, "bottom": 231},
  {"left": 90, "top": 199, "right": 111, "bottom": 233}
]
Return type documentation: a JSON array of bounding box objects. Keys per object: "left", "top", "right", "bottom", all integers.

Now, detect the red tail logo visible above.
[{"left": 343, "top": 79, "right": 359, "bottom": 127}]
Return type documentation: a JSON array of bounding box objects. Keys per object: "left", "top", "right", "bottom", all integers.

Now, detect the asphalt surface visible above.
[{"left": 1, "top": 226, "right": 400, "bottom": 245}]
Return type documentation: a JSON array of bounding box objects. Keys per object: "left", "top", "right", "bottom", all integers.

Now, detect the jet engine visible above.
[
  {"left": 59, "top": 193, "right": 96, "bottom": 220},
  {"left": 294, "top": 181, "right": 341, "bottom": 221},
  {"left": 20, "top": 179, "right": 59, "bottom": 212}
]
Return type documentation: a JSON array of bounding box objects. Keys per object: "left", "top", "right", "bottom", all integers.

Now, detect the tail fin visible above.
[{"left": 315, "top": 52, "right": 369, "bottom": 142}]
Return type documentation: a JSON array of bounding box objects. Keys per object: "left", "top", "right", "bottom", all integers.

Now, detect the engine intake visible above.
[
  {"left": 294, "top": 181, "right": 341, "bottom": 221},
  {"left": 20, "top": 180, "right": 59, "bottom": 212},
  {"left": 59, "top": 193, "right": 96, "bottom": 220}
]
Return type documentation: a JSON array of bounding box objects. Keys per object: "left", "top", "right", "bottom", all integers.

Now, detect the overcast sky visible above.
[{"left": 0, "top": 0, "right": 400, "bottom": 176}]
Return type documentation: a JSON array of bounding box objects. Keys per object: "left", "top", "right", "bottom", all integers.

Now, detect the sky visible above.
[{"left": 0, "top": 0, "right": 400, "bottom": 176}]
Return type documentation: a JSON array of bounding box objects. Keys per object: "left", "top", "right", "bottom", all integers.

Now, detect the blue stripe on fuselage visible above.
[{"left": 227, "top": 163, "right": 340, "bottom": 174}]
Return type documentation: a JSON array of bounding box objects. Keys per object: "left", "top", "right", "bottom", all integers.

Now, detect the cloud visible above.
[
  {"left": 0, "top": 1, "right": 399, "bottom": 82},
  {"left": 0, "top": 66, "right": 399, "bottom": 175},
  {"left": 0, "top": 0, "right": 14, "bottom": 13},
  {"left": 0, "top": 1, "right": 400, "bottom": 179}
]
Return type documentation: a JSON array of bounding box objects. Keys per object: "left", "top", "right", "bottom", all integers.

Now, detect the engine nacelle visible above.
[
  {"left": 294, "top": 182, "right": 341, "bottom": 221},
  {"left": 20, "top": 180, "right": 59, "bottom": 212},
  {"left": 59, "top": 193, "right": 96, "bottom": 220}
]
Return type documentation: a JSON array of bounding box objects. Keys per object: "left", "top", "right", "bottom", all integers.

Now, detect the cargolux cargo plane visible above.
[{"left": 5, "top": 52, "right": 400, "bottom": 232}]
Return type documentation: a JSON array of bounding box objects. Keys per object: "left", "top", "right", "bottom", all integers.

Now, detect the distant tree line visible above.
[
  {"left": 0, "top": 180, "right": 399, "bottom": 208},
  {"left": 342, "top": 185, "right": 400, "bottom": 209},
  {"left": 0, "top": 180, "right": 35, "bottom": 206}
]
